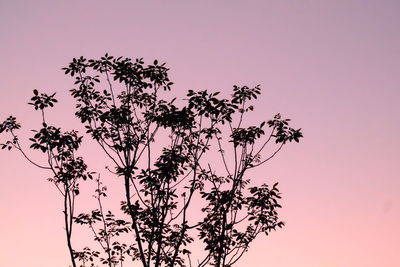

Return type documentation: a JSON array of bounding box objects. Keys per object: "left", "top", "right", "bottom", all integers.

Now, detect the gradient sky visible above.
[{"left": 1, "top": 1, "right": 399, "bottom": 267}]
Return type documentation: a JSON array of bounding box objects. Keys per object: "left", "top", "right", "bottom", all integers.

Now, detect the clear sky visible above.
[{"left": 1, "top": 1, "right": 399, "bottom": 266}]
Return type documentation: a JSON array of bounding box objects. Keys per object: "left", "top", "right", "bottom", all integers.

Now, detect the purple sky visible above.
[{"left": 1, "top": 1, "right": 399, "bottom": 266}]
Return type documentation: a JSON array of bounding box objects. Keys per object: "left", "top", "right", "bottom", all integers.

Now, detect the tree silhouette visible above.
[{"left": 0, "top": 54, "right": 303, "bottom": 267}]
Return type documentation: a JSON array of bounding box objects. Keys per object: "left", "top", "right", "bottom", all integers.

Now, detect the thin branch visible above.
[{"left": 250, "top": 143, "right": 284, "bottom": 169}]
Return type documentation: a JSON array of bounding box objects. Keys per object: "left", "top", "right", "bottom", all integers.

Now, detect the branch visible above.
[{"left": 250, "top": 143, "right": 284, "bottom": 169}]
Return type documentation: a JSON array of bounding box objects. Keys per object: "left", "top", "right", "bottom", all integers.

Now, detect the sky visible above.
[{"left": 0, "top": 1, "right": 399, "bottom": 266}]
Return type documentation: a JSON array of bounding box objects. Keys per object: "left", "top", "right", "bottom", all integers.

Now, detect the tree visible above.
[{"left": 0, "top": 54, "right": 303, "bottom": 267}]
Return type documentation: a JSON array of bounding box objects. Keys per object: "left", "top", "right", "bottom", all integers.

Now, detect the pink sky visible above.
[{"left": 1, "top": 1, "right": 399, "bottom": 266}]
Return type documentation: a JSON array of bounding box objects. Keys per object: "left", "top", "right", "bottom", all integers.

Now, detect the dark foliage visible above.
[{"left": 0, "top": 54, "right": 302, "bottom": 267}]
